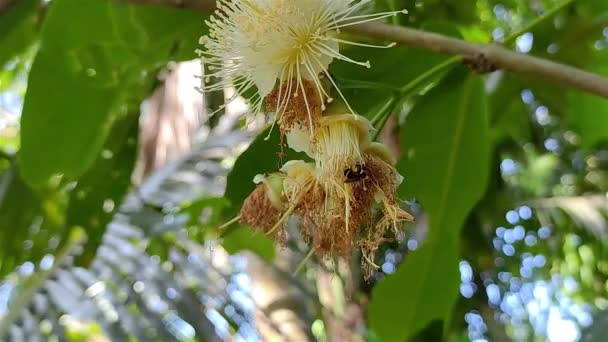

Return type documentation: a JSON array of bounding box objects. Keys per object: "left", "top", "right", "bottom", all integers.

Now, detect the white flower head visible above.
[
  {"left": 313, "top": 113, "right": 372, "bottom": 177},
  {"left": 198, "top": 0, "right": 406, "bottom": 128}
]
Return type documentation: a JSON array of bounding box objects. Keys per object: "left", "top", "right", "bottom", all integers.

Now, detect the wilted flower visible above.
[
  {"left": 282, "top": 159, "right": 362, "bottom": 258},
  {"left": 309, "top": 141, "right": 414, "bottom": 277},
  {"left": 239, "top": 143, "right": 414, "bottom": 279},
  {"left": 363, "top": 142, "right": 413, "bottom": 226},
  {"left": 265, "top": 78, "right": 323, "bottom": 142},
  {"left": 246, "top": 160, "right": 323, "bottom": 242},
  {"left": 240, "top": 173, "right": 286, "bottom": 239},
  {"left": 198, "top": 0, "right": 406, "bottom": 132},
  {"left": 359, "top": 142, "right": 414, "bottom": 277},
  {"left": 281, "top": 161, "right": 325, "bottom": 237}
]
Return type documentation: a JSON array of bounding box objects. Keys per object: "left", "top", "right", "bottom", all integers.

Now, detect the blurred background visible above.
[{"left": 1, "top": 0, "right": 608, "bottom": 341}]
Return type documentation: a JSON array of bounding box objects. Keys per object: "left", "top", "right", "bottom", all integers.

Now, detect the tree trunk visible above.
[{"left": 246, "top": 249, "right": 316, "bottom": 341}]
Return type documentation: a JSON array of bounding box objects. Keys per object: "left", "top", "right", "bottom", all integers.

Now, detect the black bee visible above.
[{"left": 344, "top": 163, "right": 368, "bottom": 183}]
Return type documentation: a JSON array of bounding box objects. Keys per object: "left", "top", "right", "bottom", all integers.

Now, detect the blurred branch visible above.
[
  {"left": 528, "top": 195, "right": 608, "bottom": 238},
  {"left": 246, "top": 250, "right": 317, "bottom": 341}
]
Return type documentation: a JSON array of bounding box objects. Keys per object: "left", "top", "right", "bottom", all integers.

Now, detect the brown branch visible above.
[
  {"left": 347, "top": 23, "right": 608, "bottom": 98},
  {"left": 118, "top": 0, "right": 608, "bottom": 98}
]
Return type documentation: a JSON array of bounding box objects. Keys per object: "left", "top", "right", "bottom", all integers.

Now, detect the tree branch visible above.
[
  {"left": 118, "top": 0, "right": 608, "bottom": 98},
  {"left": 347, "top": 22, "right": 608, "bottom": 98}
]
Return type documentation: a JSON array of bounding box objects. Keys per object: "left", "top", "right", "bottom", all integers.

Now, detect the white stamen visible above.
[{"left": 198, "top": 0, "right": 407, "bottom": 125}]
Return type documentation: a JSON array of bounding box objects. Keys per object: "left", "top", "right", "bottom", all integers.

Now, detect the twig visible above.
[
  {"left": 292, "top": 248, "right": 315, "bottom": 276},
  {"left": 122, "top": 0, "right": 608, "bottom": 98},
  {"left": 218, "top": 215, "right": 241, "bottom": 230}
]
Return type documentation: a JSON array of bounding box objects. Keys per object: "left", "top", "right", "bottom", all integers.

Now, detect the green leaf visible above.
[
  {"left": 222, "top": 226, "right": 276, "bottom": 262},
  {"left": 398, "top": 68, "right": 490, "bottom": 239},
  {"left": 330, "top": 46, "right": 410, "bottom": 120},
  {"left": 489, "top": 75, "right": 530, "bottom": 143},
  {"left": 66, "top": 114, "right": 139, "bottom": 265},
  {"left": 330, "top": 23, "right": 461, "bottom": 121},
  {"left": 0, "top": 0, "right": 39, "bottom": 68},
  {"left": 19, "top": 0, "right": 202, "bottom": 187},
  {"left": 568, "top": 92, "right": 608, "bottom": 149},
  {"left": 224, "top": 128, "right": 307, "bottom": 218},
  {"left": 370, "top": 235, "right": 460, "bottom": 341},
  {"left": 0, "top": 160, "right": 67, "bottom": 278},
  {"left": 0, "top": 164, "right": 41, "bottom": 276},
  {"left": 368, "top": 67, "right": 490, "bottom": 341},
  {"left": 180, "top": 197, "right": 231, "bottom": 229}
]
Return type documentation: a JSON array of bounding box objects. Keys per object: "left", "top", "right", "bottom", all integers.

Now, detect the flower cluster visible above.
[{"left": 199, "top": 0, "right": 412, "bottom": 278}]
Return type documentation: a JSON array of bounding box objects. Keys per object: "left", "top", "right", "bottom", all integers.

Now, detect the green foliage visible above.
[
  {"left": 19, "top": 0, "right": 201, "bottom": 187},
  {"left": 0, "top": 159, "right": 71, "bottom": 278},
  {"left": 369, "top": 67, "right": 490, "bottom": 340},
  {"left": 0, "top": 0, "right": 204, "bottom": 277},
  {"left": 568, "top": 92, "right": 608, "bottom": 149},
  {"left": 332, "top": 45, "right": 448, "bottom": 120},
  {"left": 1, "top": 0, "right": 608, "bottom": 340},
  {"left": 222, "top": 226, "right": 276, "bottom": 262},
  {"left": 0, "top": 0, "right": 39, "bottom": 69},
  {"left": 0, "top": 164, "right": 44, "bottom": 276},
  {"left": 489, "top": 75, "right": 531, "bottom": 143},
  {"left": 66, "top": 114, "right": 139, "bottom": 264},
  {"left": 331, "top": 23, "right": 460, "bottom": 121}
]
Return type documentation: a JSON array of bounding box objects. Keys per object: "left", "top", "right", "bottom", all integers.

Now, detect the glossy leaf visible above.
[
  {"left": 222, "top": 226, "right": 276, "bottom": 262},
  {"left": 370, "top": 234, "right": 460, "bottom": 341},
  {"left": 368, "top": 67, "right": 490, "bottom": 341},
  {"left": 0, "top": 164, "right": 41, "bottom": 276},
  {"left": 0, "top": 0, "right": 39, "bottom": 68},
  {"left": 66, "top": 114, "right": 139, "bottom": 265},
  {"left": 568, "top": 92, "right": 608, "bottom": 149},
  {"left": 0, "top": 161, "right": 68, "bottom": 278},
  {"left": 19, "top": 0, "right": 201, "bottom": 186},
  {"left": 489, "top": 74, "right": 531, "bottom": 143}
]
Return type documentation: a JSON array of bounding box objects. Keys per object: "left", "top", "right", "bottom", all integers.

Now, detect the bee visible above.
[{"left": 343, "top": 163, "right": 368, "bottom": 183}]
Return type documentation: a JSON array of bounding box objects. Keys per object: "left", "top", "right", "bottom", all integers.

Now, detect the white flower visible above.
[
  {"left": 312, "top": 113, "right": 372, "bottom": 175},
  {"left": 198, "top": 0, "right": 406, "bottom": 123}
]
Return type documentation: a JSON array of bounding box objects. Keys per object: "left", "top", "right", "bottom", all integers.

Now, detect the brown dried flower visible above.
[{"left": 240, "top": 173, "right": 286, "bottom": 242}]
